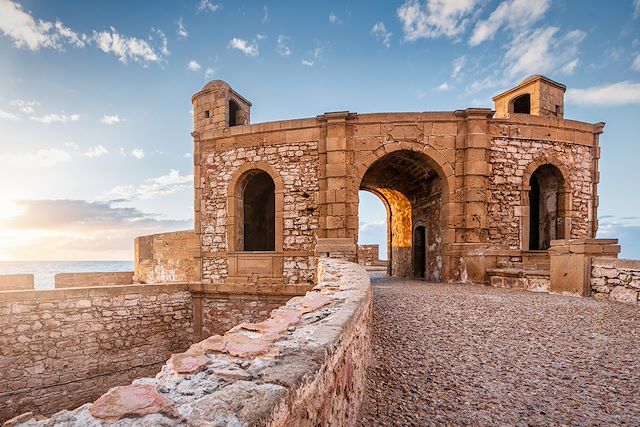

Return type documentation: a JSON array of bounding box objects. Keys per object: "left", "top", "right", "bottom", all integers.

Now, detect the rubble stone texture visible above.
[
  {"left": 591, "top": 258, "right": 640, "bottom": 304},
  {"left": 358, "top": 274, "right": 640, "bottom": 425}
]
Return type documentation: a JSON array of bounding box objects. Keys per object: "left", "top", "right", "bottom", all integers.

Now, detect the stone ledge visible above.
[
  {"left": 5, "top": 257, "right": 372, "bottom": 427},
  {"left": 0, "top": 283, "right": 192, "bottom": 302},
  {"left": 592, "top": 257, "right": 640, "bottom": 270}
]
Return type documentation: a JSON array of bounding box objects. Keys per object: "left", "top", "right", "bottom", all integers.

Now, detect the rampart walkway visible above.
[{"left": 358, "top": 274, "right": 640, "bottom": 425}]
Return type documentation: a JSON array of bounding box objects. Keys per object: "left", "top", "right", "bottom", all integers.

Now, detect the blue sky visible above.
[{"left": 0, "top": 0, "right": 639, "bottom": 260}]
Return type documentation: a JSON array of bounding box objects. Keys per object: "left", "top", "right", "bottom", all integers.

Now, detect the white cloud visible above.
[
  {"left": 635, "top": 0, "right": 640, "bottom": 17},
  {"left": 276, "top": 35, "right": 292, "bottom": 57},
  {"left": 371, "top": 22, "right": 392, "bottom": 48},
  {"left": 329, "top": 12, "right": 339, "bottom": 24},
  {"left": 451, "top": 55, "right": 466, "bottom": 79},
  {"left": 262, "top": 6, "right": 269, "bottom": 23},
  {"left": 435, "top": 81, "right": 450, "bottom": 92},
  {"left": 105, "top": 169, "right": 193, "bottom": 201},
  {"left": 256, "top": 33, "right": 267, "bottom": 40},
  {"left": 92, "top": 27, "right": 162, "bottom": 64},
  {"left": 397, "top": 0, "right": 480, "bottom": 42},
  {"left": 0, "top": 0, "right": 86, "bottom": 51},
  {"left": 197, "top": 0, "right": 221, "bottom": 13},
  {"left": 566, "top": 82, "right": 640, "bottom": 106},
  {"left": 177, "top": 17, "right": 188, "bottom": 40},
  {"left": 301, "top": 59, "right": 314, "bottom": 66},
  {"left": 187, "top": 59, "right": 202, "bottom": 71},
  {"left": 469, "top": 0, "right": 550, "bottom": 46},
  {"left": 229, "top": 38, "right": 259, "bottom": 57},
  {"left": 302, "top": 46, "right": 323, "bottom": 67},
  {"left": 359, "top": 220, "right": 386, "bottom": 232},
  {"left": 153, "top": 28, "right": 169, "bottom": 56},
  {"left": 99, "top": 114, "right": 123, "bottom": 125},
  {"left": 204, "top": 67, "right": 217, "bottom": 79},
  {"left": 30, "top": 113, "right": 80, "bottom": 124},
  {"left": 503, "top": 27, "right": 586, "bottom": 78},
  {"left": 10, "top": 99, "right": 38, "bottom": 114},
  {"left": 0, "top": 148, "right": 71, "bottom": 169},
  {"left": 183, "top": 152, "right": 192, "bottom": 159},
  {"left": 131, "top": 148, "right": 145, "bottom": 159},
  {"left": 0, "top": 110, "right": 19, "bottom": 120},
  {"left": 84, "top": 145, "right": 109, "bottom": 158},
  {"left": 632, "top": 54, "right": 640, "bottom": 72},
  {"left": 64, "top": 142, "right": 79, "bottom": 150}
]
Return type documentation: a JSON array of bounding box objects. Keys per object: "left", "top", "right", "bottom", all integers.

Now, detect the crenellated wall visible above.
[{"left": 5, "top": 258, "right": 372, "bottom": 427}]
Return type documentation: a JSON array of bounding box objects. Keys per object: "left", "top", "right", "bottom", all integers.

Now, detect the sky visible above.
[{"left": 0, "top": 0, "right": 639, "bottom": 261}]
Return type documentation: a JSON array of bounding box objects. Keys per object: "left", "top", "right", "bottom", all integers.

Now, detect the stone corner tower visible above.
[
  {"left": 492, "top": 75, "right": 566, "bottom": 119},
  {"left": 191, "top": 80, "right": 252, "bottom": 134}
]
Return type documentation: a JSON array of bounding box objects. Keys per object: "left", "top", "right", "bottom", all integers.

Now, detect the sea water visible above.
[{"left": 0, "top": 261, "right": 134, "bottom": 290}]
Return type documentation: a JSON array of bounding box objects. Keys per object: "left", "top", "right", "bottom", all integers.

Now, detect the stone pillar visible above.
[
  {"left": 549, "top": 238, "right": 620, "bottom": 296},
  {"left": 316, "top": 111, "right": 356, "bottom": 261}
]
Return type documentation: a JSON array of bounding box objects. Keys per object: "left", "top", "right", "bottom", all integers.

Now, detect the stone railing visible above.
[
  {"left": 0, "top": 274, "right": 34, "bottom": 291},
  {"left": 54, "top": 272, "right": 134, "bottom": 288},
  {"left": 591, "top": 258, "right": 640, "bottom": 305},
  {"left": 5, "top": 257, "right": 372, "bottom": 427},
  {"left": 134, "top": 230, "right": 198, "bottom": 284}
]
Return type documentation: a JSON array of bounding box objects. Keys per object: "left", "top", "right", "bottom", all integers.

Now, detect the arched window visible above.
[
  {"left": 229, "top": 99, "right": 240, "bottom": 127},
  {"left": 512, "top": 94, "right": 531, "bottom": 114},
  {"left": 529, "top": 164, "right": 566, "bottom": 250},
  {"left": 240, "top": 170, "right": 275, "bottom": 251}
]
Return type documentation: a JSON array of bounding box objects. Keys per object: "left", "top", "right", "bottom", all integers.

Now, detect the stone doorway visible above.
[{"left": 358, "top": 149, "right": 444, "bottom": 281}]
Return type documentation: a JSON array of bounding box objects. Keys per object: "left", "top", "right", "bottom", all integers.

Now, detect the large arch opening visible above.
[
  {"left": 529, "top": 164, "right": 566, "bottom": 250},
  {"left": 358, "top": 150, "right": 445, "bottom": 281},
  {"left": 512, "top": 94, "right": 531, "bottom": 114}
]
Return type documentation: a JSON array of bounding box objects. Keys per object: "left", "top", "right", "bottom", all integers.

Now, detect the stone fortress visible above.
[{"left": 1, "top": 75, "right": 639, "bottom": 425}]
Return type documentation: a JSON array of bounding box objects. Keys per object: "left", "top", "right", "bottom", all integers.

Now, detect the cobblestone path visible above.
[{"left": 358, "top": 275, "right": 640, "bottom": 426}]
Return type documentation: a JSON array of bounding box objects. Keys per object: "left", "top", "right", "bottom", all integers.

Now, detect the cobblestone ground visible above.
[{"left": 358, "top": 275, "right": 640, "bottom": 426}]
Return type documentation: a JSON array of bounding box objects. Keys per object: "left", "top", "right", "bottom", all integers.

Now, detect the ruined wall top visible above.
[{"left": 493, "top": 75, "right": 566, "bottom": 119}]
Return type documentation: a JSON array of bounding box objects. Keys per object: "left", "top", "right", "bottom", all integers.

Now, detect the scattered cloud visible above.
[
  {"left": 302, "top": 46, "right": 323, "bottom": 67},
  {"left": 183, "top": 152, "right": 192, "bottom": 159},
  {"left": 187, "top": 59, "right": 202, "bottom": 71},
  {"left": 371, "top": 22, "right": 392, "bottom": 48},
  {"left": 84, "top": 145, "right": 109, "bottom": 158},
  {"left": 104, "top": 169, "right": 193, "bottom": 201},
  {"left": 359, "top": 220, "right": 386, "bottom": 232},
  {"left": 93, "top": 27, "right": 163, "bottom": 64},
  {"left": 30, "top": 113, "right": 80, "bottom": 124},
  {"left": 99, "top": 114, "right": 123, "bottom": 125},
  {"left": 0, "top": 110, "right": 19, "bottom": 120},
  {"left": 397, "top": 0, "right": 480, "bottom": 42},
  {"left": 131, "top": 148, "right": 145, "bottom": 159},
  {"left": 503, "top": 27, "right": 585, "bottom": 78},
  {"left": 0, "top": 148, "right": 71, "bottom": 169},
  {"left": 632, "top": 54, "right": 640, "bottom": 72},
  {"left": 566, "top": 81, "right": 640, "bottom": 106},
  {"left": 197, "top": 0, "right": 221, "bottom": 13},
  {"left": 256, "top": 33, "right": 267, "bottom": 41},
  {"left": 64, "top": 142, "right": 79, "bottom": 150},
  {"left": 177, "top": 17, "right": 188, "bottom": 40},
  {"left": 229, "top": 37, "right": 259, "bottom": 57},
  {"left": 0, "top": 0, "right": 87, "bottom": 50},
  {"left": 329, "top": 12, "right": 339, "bottom": 24},
  {"left": 153, "top": 28, "right": 169, "bottom": 56},
  {"left": 635, "top": 0, "right": 640, "bottom": 18},
  {"left": 451, "top": 55, "right": 466, "bottom": 79},
  {"left": 435, "top": 81, "right": 450, "bottom": 92},
  {"left": 262, "top": 6, "right": 269, "bottom": 23},
  {"left": 301, "top": 59, "right": 314, "bottom": 66},
  {"left": 276, "top": 35, "right": 292, "bottom": 57},
  {"left": 205, "top": 67, "right": 217, "bottom": 79},
  {"left": 469, "top": 0, "right": 550, "bottom": 46},
  {"left": 10, "top": 99, "right": 38, "bottom": 114}
]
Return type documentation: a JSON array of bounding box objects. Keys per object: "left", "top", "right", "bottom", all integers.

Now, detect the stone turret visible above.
[
  {"left": 493, "top": 75, "right": 566, "bottom": 119},
  {"left": 191, "top": 80, "right": 251, "bottom": 134}
]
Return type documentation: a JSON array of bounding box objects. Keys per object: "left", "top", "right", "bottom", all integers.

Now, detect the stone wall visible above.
[
  {"left": 488, "top": 122, "right": 595, "bottom": 249},
  {"left": 357, "top": 244, "right": 387, "bottom": 267},
  {"left": 199, "top": 138, "right": 319, "bottom": 286},
  {"left": 6, "top": 257, "right": 372, "bottom": 427},
  {"left": 590, "top": 258, "right": 640, "bottom": 305},
  {"left": 0, "top": 284, "right": 193, "bottom": 422},
  {"left": 0, "top": 274, "right": 34, "bottom": 291},
  {"left": 134, "top": 230, "right": 198, "bottom": 284},
  {"left": 54, "top": 272, "right": 133, "bottom": 288}
]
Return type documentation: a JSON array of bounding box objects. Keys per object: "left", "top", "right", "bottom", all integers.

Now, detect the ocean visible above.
[{"left": 0, "top": 261, "right": 134, "bottom": 290}]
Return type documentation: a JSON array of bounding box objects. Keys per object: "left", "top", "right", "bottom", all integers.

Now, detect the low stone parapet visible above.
[
  {"left": 5, "top": 257, "right": 372, "bottom": 427},
  {"left": 487, "top": 268, "right": 549, "bottom": 293},
  {"left": 0, "top": 274, "right": 34, "bottom": 291},
  {"left": 54, "top": 272, "right": 134, "bottom": 288},
  {"left": 590, "top": 258, "right": 640, "bottom": 305}
]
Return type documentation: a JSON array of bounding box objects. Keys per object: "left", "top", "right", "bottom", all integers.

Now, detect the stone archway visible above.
[{"left": 357, "top": 149, "right": 448, "bottom": 281}]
